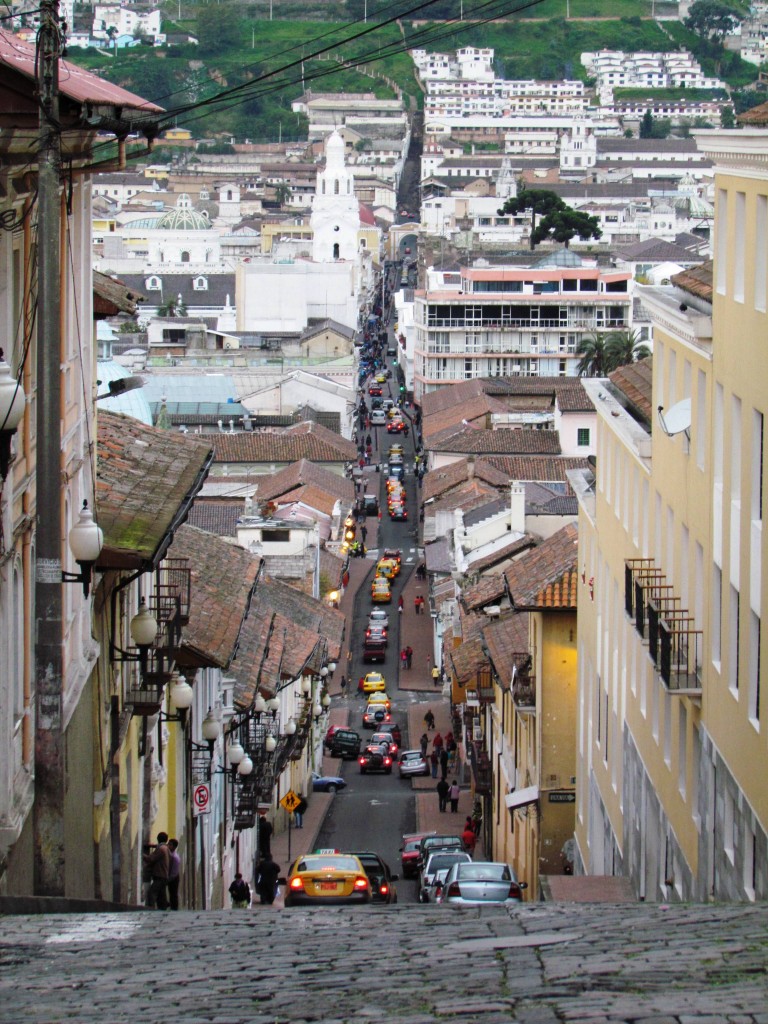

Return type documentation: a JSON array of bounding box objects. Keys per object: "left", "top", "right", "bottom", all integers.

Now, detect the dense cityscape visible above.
[{"left": 0, "top": 0, "right": 767, "bottom": 1019}]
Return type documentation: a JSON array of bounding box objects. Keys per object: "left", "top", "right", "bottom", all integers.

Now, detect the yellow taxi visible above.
[
  {"left": 376, "top": 558, "right": 399, "bottom": 579},
  {"left": 367, "top": 691, "right": 391, "bottom": 708},
  {"left": 371, "top": 579, "right": 391, "bottom": 603},
  {"left": 362, "top": 672, "right": 386, "bottom": 693},
  {"left": 284, "top": 853, "right": 372, "bottom": 907}
]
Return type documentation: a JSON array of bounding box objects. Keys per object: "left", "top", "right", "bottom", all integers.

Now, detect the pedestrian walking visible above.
[
  {"left": 462, "top": 825, "right": 477, "bottom": 856},
  {"left": 449, "top": 780, "right": 461, "bottom": 813},
  {"left": 255, "top": 854, "right": 282, "bottom": 905},
  {"left": 406, "top": 645, "right": 413, "bottom": 669},
  {"left": 340, "top": 674, "right": 347, "bottom": 698},
  {"left": 258, "top": 812, "right": 273, "bottom": 858},
  {"left": 436, "top": 777, "right": 449, "bottom": 813},
  {"left": 420, "top": 733, "right": 429, "bottom": 757},
  {"left": 143, "top": 831, "right": 171, "bottom": 910},
  {"left": 430, "top": 750, "right": 439, "bottom": 778},
  {"left": 431, "top": 665, "right": 441, "bottom": 687},
  {"left": 229, "top": 873, "right": 251, "bottom": 909},
  {"left": 401, "top": 647, "right": 408, "bottom": 670},
  {"left": 167, "top": 838, "right": 181, "bottom": 911}
]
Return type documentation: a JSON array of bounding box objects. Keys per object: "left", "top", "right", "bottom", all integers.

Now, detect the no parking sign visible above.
[{"left": 192, "top": 783, "right": 210, "bottom": 817}]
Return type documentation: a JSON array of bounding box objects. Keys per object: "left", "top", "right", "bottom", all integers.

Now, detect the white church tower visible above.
[{"left": 311, "top": 131, "right": 359, "bottom": 263}]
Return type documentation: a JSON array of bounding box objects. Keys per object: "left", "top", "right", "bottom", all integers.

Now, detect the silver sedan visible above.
[{"left": 438, "top": 861, "right": 527, "bottom": 905}]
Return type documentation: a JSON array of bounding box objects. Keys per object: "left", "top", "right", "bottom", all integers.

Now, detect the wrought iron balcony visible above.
[{"left": 467, "top": 739, "right": 492, "bottom": 795}]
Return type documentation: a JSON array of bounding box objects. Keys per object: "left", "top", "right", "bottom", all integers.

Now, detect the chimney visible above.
[{"left": 510, "top": 480, "right": 525, "bottom": 533}]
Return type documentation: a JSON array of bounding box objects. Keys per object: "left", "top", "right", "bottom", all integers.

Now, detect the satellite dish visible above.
[{"left": 657, "top": 398, "right": 691, "bottom": 439}]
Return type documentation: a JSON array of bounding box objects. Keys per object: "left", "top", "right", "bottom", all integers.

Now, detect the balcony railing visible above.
[
  {"left": 467, "top": 739, "right": 492, "bottom": 794},
  {"left": 625, "top": 558, "right": 702, "bottom": 696}
]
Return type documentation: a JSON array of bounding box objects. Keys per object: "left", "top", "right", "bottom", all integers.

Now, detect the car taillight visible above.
[
  {"left": 508, "top": 883, "right": 522, "bottom": 899},
  {"left": 290, "top": 876, "right": 305, "bottom": 891},
  {"left": 446, "top": 882, "right": 461, "bottom": 897},
  {"left": 354, "top": 876, "right": 369, "bottom": 890}
]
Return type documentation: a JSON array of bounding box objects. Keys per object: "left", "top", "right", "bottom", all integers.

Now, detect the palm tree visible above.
[
  {"left": 575, "top": 332, "right": 609, "bottom": 377},
  {"left": 604, "top": 329, "right": 651, "bottom": 372}
]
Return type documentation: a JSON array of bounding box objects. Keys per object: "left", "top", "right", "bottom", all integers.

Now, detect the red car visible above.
[{"left": 399, "top": 831, "right": 436, "bottom": 878}]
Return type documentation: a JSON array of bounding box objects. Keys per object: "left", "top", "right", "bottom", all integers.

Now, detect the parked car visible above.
[
  {"left": 438, "top": 861, "right": 528, "bottom": 905},
  {"left": 400, "top": 832, "right": 436, "bottom": 878},
  {"left": 349, "top": 851, "right": 399, "bottom": 904},
  {"left": 312, "top": 771, "right": 347, "bottom": 794},
  {"left": 327, "top": 728, "right": 362, "bottom": 759},
  {"left": 398, "top": 750, "right": 430, "bottom": 778},
  {"left": 417, "top": 834, "right": 465, "bottom": 870},
  {"left": 358, "top": 748, "right": 393, "bottom": 774},
  {"left": 418, "top": 850, "right": 472, "bottom": 903}
]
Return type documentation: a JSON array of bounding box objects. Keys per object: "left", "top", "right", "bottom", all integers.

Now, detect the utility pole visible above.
[{"left": 34, "top": 0, "right": 66, "bottom": 896}]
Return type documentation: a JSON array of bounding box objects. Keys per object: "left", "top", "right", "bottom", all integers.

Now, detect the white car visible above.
[{"left": 418, "top": 850, "right": 472, "bottom": 903}]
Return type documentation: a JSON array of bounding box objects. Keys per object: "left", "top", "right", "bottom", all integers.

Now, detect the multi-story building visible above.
[
  {"left": 570, "top": 129, "right": 768, "bottom": 901},
  {"left": 412, "top": 261, "right": 633, "bottom": 400}
]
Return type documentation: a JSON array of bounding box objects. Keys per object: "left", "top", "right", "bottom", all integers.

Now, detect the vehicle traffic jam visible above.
[{"left": 276, "top": 266, "right": 525, "bottom": 909}]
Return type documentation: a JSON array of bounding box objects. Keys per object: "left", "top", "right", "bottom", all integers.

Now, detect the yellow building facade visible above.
[{"left": 573, "top": 130, "right": 768, "bottom": 900}]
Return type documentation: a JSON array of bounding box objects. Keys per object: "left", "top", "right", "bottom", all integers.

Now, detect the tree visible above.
[
  {"left": 576, "top": 332, "right": 609, "bottom": 377},
  {"left": 531, "top": 208, "right": 602, "bottom": 249},
  {"left": 684, "top": 0, "right": 742, "bottom": 40},
  {"left": 604, "top": 330, "right": 651, "bottom": 372},
  {"left": 498, "top": 188, "right": 566, "bottom": 250}
]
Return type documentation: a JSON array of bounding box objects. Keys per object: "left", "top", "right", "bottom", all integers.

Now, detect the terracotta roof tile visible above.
[
  {"left": 211, "top": 423, "right": 357, "bottom": 464},
  {"left": 483, "top": 613, "right": 529, "bottom": 687},
  {"left": 483, "top": 455, "right": 590, "bottom": 483},
  {"left": 171, "top": 525, "right": 261, "bottom": 669},
  {"left": 504, "top": 523, "right": 579, "bottom": 610},
  {"left": 96, "top": 411, "right": 213, "bottom": 569},
  {"left": 254, "top": 458, "right": 354, "bottom": 506},
  {"left": 187, "top": 501, "right": 243, "bottom": 537},
  {"left": 427, "top": 425, "right": 561, "bottom": 456},
  {"left": 609, "top": 356, "right": 653, "bottom": 424}
]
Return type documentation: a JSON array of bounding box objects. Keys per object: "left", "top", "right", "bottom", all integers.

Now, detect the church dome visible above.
[{"left": 157, "top": 193, "right": 210, "bottom": 231}]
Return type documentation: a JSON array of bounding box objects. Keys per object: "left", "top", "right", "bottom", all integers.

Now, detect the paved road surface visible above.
[{"left": 0, "top": 902, "right": 766, "bottom": 1022}]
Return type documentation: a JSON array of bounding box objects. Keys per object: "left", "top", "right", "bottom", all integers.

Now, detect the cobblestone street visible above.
[{"left": 0, "top": 902, "right": 766, "bottom": 1023}]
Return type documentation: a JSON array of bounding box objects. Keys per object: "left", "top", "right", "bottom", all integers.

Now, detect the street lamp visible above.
[
  {"left": 62, "top": 500, "right": 103, "bottom": 597},
  {"left": 0, "top": 348, "right": 26, "bottom": 481}
]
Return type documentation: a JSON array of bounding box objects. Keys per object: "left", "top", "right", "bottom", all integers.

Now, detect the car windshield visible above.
[
  {"left": 458, "top": 863, "right": 512, "bottom": 881},
  {"left": 297, "top": 856, "right": 359, "bottom": 872}
]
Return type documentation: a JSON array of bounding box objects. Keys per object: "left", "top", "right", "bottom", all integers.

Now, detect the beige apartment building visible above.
[{"left": 571, "top": 130, "right": 768, "bottom": 901}]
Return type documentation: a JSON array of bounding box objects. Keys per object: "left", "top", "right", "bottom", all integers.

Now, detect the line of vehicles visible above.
[{"left": 279, "top": 831, "right": 527, "bottom": 908}]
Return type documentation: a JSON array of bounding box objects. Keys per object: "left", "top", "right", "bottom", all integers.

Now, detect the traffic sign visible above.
[
  {"left": 281, "top": 789, "right": 301, "bottom": 813},
  {"left": 192, "top": 783, "right": 210, "bottom": 817}
]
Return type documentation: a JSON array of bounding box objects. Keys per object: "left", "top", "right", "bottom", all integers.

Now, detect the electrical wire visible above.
[{"left": 73, "top": 0, "right": 549, "bottom": 162}]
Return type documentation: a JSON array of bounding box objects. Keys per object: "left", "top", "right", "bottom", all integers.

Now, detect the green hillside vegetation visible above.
[{"left": 65, "top": 1, "right": 761, "bottom": 142}]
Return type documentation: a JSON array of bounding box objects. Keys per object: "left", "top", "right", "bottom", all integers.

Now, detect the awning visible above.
[{"left": 504, "top": 785, "right": 539, "bottom": 810}]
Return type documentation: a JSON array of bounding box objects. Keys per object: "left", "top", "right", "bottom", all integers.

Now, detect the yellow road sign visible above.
[{"left": 281, "top": 789, "right": 301, "bottom": 813}]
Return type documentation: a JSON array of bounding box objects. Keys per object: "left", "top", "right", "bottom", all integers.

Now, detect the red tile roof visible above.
[
  {"left": 211, "top": 423, "right": 357, "bottom": 464},
  {"left": 504, "top": 523, "right": 579, "bottom": 610},
  {"left": 171, "top": 525, "right": 262, "bottom": 669},
  {"left": 96, "top": 411, "right": 213, "bottom": 569}
]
